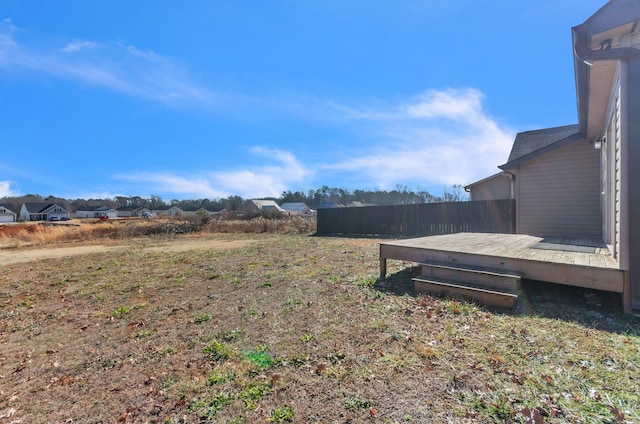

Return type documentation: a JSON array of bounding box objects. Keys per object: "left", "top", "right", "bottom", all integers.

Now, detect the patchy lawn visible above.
[{"left": 0, "top": 233, "right": 638, "bottom": 423}]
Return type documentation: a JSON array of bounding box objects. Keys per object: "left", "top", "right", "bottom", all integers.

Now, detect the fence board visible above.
[{"left": 316, "top": 199, "right": 515, "bottom": 236}]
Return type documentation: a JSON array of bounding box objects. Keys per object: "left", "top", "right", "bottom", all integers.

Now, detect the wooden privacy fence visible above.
[{"left": 316, "top": 199, "right": 515, "bottom": 236}]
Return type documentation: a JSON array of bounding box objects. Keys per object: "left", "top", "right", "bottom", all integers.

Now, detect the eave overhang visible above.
[{"left": 573, "top": 0, "right": 640, "bottom": 139}]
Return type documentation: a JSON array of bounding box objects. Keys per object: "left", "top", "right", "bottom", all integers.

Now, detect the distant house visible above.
[
  {"left": 309, "top": 202, "right": 344, "bottom": 210},
  {"left": 152, "top": 206, "right": 183, "bottom": 216},
  {"left": 75, "top": 206, "right": 119, "bottom": 219},
  {"left": 464, "top": 172, "right": 512, "bottom": 201},
  {"left": 0, "top": 204, "right": 17, "bottom": 222},
  {"left": 346, "top": 201, "right": 376, "bottom": 208},
  {"left": 20, "top": 203, "right": 70, "bottom": 221},
  {"left": 244, "top": 200, "right": 285, "bottom": 213},
  {"left": 280, "top": 202, "right": 314, "bottom": 215},
  {"left": 182, "top": 206, "right": 227, "bottom": 216},
  {"left": 116, "top": 205, "right": 151, "bottom": 217}
]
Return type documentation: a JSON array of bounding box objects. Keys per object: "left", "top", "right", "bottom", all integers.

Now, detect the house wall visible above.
[
  {"left": 469, "top": 175, "right": 512, "bottom": 201},
  {"left": 0, "top": 207, "right": 16, "bottom": 222},
  {"left": 19, "top": 205, "right": 30, "bottom": 221},
  {"left": 515, "top": 138, "right": 601, "bottom": 238},
  {"left": 603, "top": 71, "right": 622, "bottom": 260},
  {"left": 45, "top": 206, "right": 69, "bottom": 220},
  {"left": 620, "top": 57, "right": 640, "bottom": 311}
]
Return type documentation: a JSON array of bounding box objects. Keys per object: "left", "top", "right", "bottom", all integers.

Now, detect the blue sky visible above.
[{"left": 1, "top": 0, "right": 605, "bottom": 200}]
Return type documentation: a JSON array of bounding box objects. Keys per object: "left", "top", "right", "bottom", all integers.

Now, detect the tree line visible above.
[{"left": 0, "top": 185, "right": 467, "bottom": 213}]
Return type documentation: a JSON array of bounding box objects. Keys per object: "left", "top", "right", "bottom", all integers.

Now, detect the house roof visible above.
[
  {"left": 309, "top": 202, "right": 345, "bottom": 209},
  {"left": 280, "top": 202, "right": 310, "bottom": 211},
  {"left": 499, "top": 124, "right": 583, "bottom": 170},
  {"left": 464, "top": 172, "right": 510, "bottom": 190},
  {"left": 0, "top": 204, "right": 16, "bottom": 213},
  {"left": 247, "top": 200, "right": 285, "bottom": 211},
  {"left": 22, "top": 202, "right": 68, "bottom": 213},
  {"left": 77, "top": 205, "right": 115, "bottom": 212},
  {"left": 117, "top": 205, "right": 147, "bottom": 211},
  {"left": 181, "top": 206, "right": 226, "bottom": 213}
]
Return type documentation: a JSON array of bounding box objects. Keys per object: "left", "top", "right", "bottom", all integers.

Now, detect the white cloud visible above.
[
  {"left": 60, "top": 40, "right": 99, "bottom": 53},
  {"left": 0, "top": 180, "right": 19, "bottom": 197},
  {"left": 0, "top": 21, "right": 213, "bottom": 107},
  {"left": 115, "top": 147, "right": 312, "bottom": 199},
  {"left": 322, "top": 88, "right": 514, "bottom": 188},
  {"left": 113, "top": 89, "right": 511, "bottom": 198}
]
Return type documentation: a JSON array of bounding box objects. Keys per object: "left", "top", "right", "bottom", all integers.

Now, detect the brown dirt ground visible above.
[{"left": 0, "top": 237, "right": 258, "bottom": 266}]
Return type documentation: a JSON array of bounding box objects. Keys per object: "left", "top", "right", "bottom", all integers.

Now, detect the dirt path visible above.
[{"left": 0, "top": 238, "right": 257, "bottom": 266}]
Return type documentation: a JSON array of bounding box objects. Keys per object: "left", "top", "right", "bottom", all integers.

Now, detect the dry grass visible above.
[
  {"left": 0, "top": 232, "right": 638, "bottom": 423},
  {"left": 0, "top": 216, "right": 315, "bottom": 249}
]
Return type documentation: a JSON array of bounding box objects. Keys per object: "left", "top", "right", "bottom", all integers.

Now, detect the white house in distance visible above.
[
  {"left": 280, "top": 202, "right": 314, "bottom": 215},
  {"left": 152, "top": 206, "right": 183, "bottom": 216},
  {"left": 75, "top": 206, "right": 119, "bottom": 219},
  {"left": 244, "top": 200, "right": 285, "bottom": 213},
  {"left": 116, "top": 205, "right": 151, "bottom": 217},
  {"left": 0, "top": 204, "right": 17, "bottom": 222},
  {"left": 182, "top": 206, "right": 227, "bottom": 216},
  {"left": 20, "top": 203, "right": 70, "bottom": 221}
]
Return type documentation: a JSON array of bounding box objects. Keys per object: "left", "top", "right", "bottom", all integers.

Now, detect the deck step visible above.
[
  {"left": 420, "top": 261, "right": 521, "bottom": 293},
  {"left": 413, "top": 276, "right": 518, "bottom": 308}
]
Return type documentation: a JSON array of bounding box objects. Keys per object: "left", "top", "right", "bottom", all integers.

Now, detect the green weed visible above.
[
  {"left": 240, "top": 381, "right": 271, "bottom": 411},
  {"left": 202, "top": 341, "right": 235, "bottom": 361},
  {"left": 268, "top": 405, "right": 294, "bottom": 422},
  {"left": 219, "top": 328, "right": 242, "bottom": 342},
  {"left": 195, "top": 313, "right": 212, "bottom": 324},
  {"left": 111, "top": 306, "right": 130, "bottom": 317},
  {"left": 207, "top": 369, "right": 235, "bottom": 386},
  {"left": 343, "top": 394, "right": 372, "bottom": 411},
  {"left": 188, "top": 392, "right": 232, "bottom": 419}
]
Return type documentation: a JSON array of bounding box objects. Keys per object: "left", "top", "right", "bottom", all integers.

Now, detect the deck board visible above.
[{"left": 380, "top": 233, "right": 624, "bottom": 293}]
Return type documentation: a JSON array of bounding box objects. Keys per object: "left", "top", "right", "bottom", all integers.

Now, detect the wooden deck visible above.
[{"left": 380, "top": 233, "right": 624, "bottom": 293}]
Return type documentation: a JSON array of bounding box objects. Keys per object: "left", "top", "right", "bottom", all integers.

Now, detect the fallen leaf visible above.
[
  {"left": 519, "top": 406, "right": 543, "bottom": 424},
  {"left": 315, "top": 363, "right": 327, "bottom": 375},
  {"left": 607, "top": 405, "right": 625, "bottom": 423}
]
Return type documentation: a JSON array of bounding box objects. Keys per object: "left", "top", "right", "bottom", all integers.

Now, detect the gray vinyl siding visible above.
[
  {"left": 469, "top": 175, "right": 511, "bottom": 201},
  {"left": 516, "top": 138, "right": 601, "bottom": 238},
  {"left": 613, "top": 90, "right": 622, "bottom": 259},
  {"left": 608, "top": 86, "right": 622, "bottom": 260}
]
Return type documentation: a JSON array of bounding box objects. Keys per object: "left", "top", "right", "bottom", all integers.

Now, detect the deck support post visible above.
[{"left": 379, "top": 255, "right": 387, "bottom": 279}]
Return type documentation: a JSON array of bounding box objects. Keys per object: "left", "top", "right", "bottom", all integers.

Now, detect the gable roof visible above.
[
  {"left": 22, "top": 203, "right": 69, "bottom": 214},
  {"left": 464, "top": 172, "right": 510, "bottom": 190},
  {"left": 117, "top": 205, "right": 147, "bottom": 211},
  {"left": 309, "top": 202, "right": 345, "bottom": 209},
  {"left": 499, "top": 124, "right": 583, "bottom": 170},
  {"left": 76, "top": 205, "right": 115, "bottom": 212},
  {"left": 247, "top": 200, "right": 285, "bottom": 212},
  {"left": 0, "top": 204, "right": 16, "bottom": 213},
  {"left": 22, "top": 203, "right": 55, "bottom": 213},
  {"left": 280, "top": 202, "right": 310, "bottom": 210}
]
